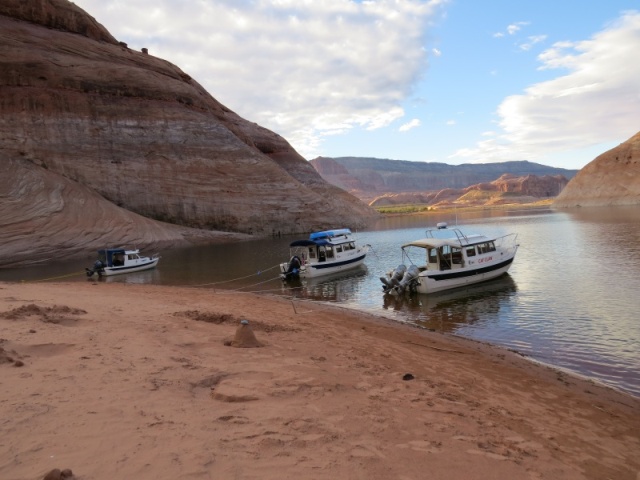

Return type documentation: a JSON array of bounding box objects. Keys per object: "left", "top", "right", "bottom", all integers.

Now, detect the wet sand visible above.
[{"left": 1, "top": 281, "right": 638, "bottom": 479}]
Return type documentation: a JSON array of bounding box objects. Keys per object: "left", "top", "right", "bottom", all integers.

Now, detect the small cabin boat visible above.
[
  {"left": 280, "top": 228, "right": 370, "bottom": 279},
  {"left": 381, "top": 225, "right": 518, "bottom": 295},
  {"left": 86, "top": 248, "right": 160, "bottom": 277}
]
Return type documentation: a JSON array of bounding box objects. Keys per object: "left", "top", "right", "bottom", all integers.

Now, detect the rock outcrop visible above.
[
  {"left": 0, "top": 158, "right": 251, "bottom": 268},
  {"left": 0, "top": 0, "right": 377, "bottom": 267},
  {"left": 553, "top": 132, "right": 640, "bottom": 208}
]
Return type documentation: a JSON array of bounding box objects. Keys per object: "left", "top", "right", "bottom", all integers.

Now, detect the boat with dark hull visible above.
[{"left": 381, "top": 224, "right": 518, "bottom": 295}]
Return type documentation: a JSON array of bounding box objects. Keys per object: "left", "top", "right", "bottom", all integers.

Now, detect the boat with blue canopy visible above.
[{"left": 280, "top": 228, "right": 370, "bottom": 279}]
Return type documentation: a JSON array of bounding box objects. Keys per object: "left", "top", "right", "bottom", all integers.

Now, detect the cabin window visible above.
[
  {"left": 466, "top": 246, "right": 476, "bottom": 257},
  {"left": 477, "top": 242, "right": 496, "bottom": 254},
  {"left": 349, "top": 242, "right": 355, "bottom": 250},
  {"left": 336, "top": 245, "right": 343, "bottom": 253},
  {"left": 452, "top": 247, "right": 463, "bottom": 265},
  {"left": 318, "top": 247, "right": 326, "bottom": 262},
  {"left": 325, "top": 246, "right": 334, "bottom": 259},
  {"left": 439, "top": 246, "right": 452, "bottom": 270},
  {"left": 428, "top": 248, "right": 438, "bottom": 264},
  {"left": 308, "top": 248, "right": 316, "bottom": 259}
]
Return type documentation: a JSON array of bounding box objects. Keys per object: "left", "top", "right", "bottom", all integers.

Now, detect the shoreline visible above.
[{"left": 1, "top": 281, "right": 639, "bottom": 479}]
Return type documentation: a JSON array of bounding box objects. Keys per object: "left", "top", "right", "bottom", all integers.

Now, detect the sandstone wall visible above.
[
  {"left": 0, "top": 0, "right": 377, "bottom": 266},
  {"left": 553, "top": 132, "right": 640, "bottom": 208}
]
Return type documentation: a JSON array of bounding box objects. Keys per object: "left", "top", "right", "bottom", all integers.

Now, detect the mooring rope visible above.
[
  {"left": 187, "top": 264, "right": 281, "bottom": 288},
  {"left": 26, "top": 270, "right": 87, "bottom": 282}
]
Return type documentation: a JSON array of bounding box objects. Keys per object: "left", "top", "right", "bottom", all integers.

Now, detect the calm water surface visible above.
[{"left": 2, "top": 207, "right": 639, "bottom": 397}]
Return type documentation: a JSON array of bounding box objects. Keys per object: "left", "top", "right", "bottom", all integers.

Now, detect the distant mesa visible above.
[{"left": 310, "top": 157, "right": 578, "bottom": 207}]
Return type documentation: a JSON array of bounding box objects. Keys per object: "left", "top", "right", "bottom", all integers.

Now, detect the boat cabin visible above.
[
  {"left": 290, "top": 232, "right": 357, "bottom": 265},
  {"left": 402, "top": 231, "right": 498, "bottom": 272},
  {"left": 98, "top": 248, "right": 143, "bottom": 267}
]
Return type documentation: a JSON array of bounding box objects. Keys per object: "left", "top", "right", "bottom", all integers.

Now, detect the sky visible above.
[{"left": 73, "top": 0, "right": 640, "bottom": 170}]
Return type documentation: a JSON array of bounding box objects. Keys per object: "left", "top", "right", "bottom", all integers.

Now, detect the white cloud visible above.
[
  {"left": 507, "top": 21, "right": 529, "bottom": 35},
  {"left": 399, "top": 118, "right": 421, "bottom": 132},
  {"left": 519, "top": 34, "right": 547, "bottom": 51},
  {"left": 452, "top": 11, "right": 640, "bottom": 165},
  {"left": 432, "top": 47, "right": 442, "bottom": 56},
  {"left": 73, "top": 0, "right": 447, "bottom": 159}
]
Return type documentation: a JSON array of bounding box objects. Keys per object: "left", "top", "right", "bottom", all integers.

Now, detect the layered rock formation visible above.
[
  {"left": 369, "top": 174, "right": 569, "bottom": 208},
  {"left": 0, "top": 0, "right": 377, "bottom": 267},
  {"left": 1, "top": 158, "right": 251, "bottom": 268},
  {"left": 553, "top": 132, "right": 640, "bottom": 207},
  {"left": 311, "top": 157, "right": 578, "bottom": 203}
]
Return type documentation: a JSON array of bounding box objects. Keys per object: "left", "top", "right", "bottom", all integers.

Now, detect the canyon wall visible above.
[{"left": 0, "top": 0, "right": 377, "bottom": 267}]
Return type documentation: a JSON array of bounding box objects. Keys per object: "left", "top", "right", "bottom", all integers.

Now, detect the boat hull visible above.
[
  {"left": 101, "top": 257, "right": 159, "bottom": 276},
  {"left": 299, "top": 253, "right": 367, "bottom": 278},
  {"left": 414, "top": 256, "right": 515, "bottom": 294}
]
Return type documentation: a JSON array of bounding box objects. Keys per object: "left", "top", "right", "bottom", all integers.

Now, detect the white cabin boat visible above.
[
  {"left": 381, "top": 224, "right": 518, "bottom": 295},
  {"left": 86, "top": 248, "right": 160, "bottom": 277},
  {"left": 280, "top": 228, "right": 370, "bottom": 279}
]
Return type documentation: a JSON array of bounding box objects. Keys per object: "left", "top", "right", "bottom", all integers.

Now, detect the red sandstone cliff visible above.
[
  {"left": 0, "top": 0, "right": 377, "bottom": 267},
  {"left": 553, "top": 132, "right": 640, "bottom": 208}
]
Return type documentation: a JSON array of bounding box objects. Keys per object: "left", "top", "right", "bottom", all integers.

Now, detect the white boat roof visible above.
[{"left": 402, "top": 233, "right": 490, "bottom": 249}]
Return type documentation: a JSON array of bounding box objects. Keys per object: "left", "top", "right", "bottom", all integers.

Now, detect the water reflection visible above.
[
  {"left": 87, "top": 268, "right": 163, "bottom": 285},
  {"left": 381, "top": 274, "right": 518, "bottom": 334},
  {"left": 282, "top": 266, "right": 369, "bottom": 302}
]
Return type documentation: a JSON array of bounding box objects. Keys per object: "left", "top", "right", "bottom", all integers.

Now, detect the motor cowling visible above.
[
  {"left": 381, "top": 264, "right": 407, "bottom": 293},
  {"left": 85, "top": 260, "right": 105, "bottom": 278},
  {"left": 386, "top": 265, "right": 420, "bottom": 296}
]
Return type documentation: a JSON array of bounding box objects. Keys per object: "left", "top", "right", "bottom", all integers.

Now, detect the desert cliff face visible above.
[
  {"left": 369, "top": 174, "right": 569, "bottom": 208},
  {"left": 0, "top": 158, "right": 252, "bottom": 268},
  {"left": 0, "top": 0, "right": 377, "bottom": 267},
  {"left": 311, "top": 156, "right": 577, "bottom": 204},
  {"left": 553, "top": 132, "right": 640, "bottom": 208}
]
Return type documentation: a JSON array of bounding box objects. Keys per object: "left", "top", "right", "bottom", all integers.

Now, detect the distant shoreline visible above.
[{"left": 374, "top": 198, "right": 555, "bottom": 216}]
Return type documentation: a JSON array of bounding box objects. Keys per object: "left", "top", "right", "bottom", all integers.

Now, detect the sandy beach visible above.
[{"left": 1, "top": 281, "right": 639, "bottom": 480}]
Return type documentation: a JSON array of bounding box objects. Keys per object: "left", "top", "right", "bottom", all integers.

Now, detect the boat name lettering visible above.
[{"left": 477, "top": 256, "right": 493, "bottom": 263}]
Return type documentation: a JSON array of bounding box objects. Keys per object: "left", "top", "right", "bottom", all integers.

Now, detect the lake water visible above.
[{"left": 2, "top": 206, "right": 639, "bottom": 398}]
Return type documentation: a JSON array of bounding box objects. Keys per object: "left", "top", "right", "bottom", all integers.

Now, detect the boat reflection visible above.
[
  {"left": 87, "top": 267, "right": 162, "bottom": 284},
  {"left": 281, "top": 266, "right": 368, "bottom": 302},
  {"left": 382, "top": 274, "right": 518, "bottom": 334}
]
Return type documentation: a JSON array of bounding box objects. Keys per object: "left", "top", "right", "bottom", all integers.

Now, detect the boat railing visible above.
[
  {"left": 425, "top": 227, "right": 470, "bottom": 244},
  {"left": 494, "top": 233, "right": 519, "bottom": 253}
]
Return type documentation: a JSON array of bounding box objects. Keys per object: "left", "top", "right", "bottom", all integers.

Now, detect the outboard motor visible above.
[
  {"left": 281, "top": 255, "right": 302, "bottom": 279},
  {"left": 389, "top": 265, "right": 420, "bottom": 296},
  {"left": 85, "top": 260, "right": 105, "bottom": 278},
  {"left": 380, "top": 264, "right": 407, "bottom": 294}
]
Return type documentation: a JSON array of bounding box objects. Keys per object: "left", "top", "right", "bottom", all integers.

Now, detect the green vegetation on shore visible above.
[{"left": 373, "top": 199, "right": 554, "bottom": 216}]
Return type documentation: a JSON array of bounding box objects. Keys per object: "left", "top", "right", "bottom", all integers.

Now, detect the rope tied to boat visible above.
[{"left": 189, "top": 264, "right": 281, "bottom": 288}]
